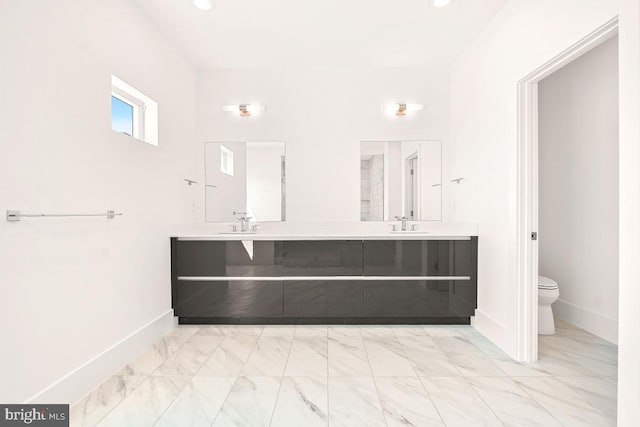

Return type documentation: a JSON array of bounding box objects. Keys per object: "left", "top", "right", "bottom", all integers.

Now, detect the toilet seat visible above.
[{"left": 538, "top": 275, "right": 558, "bottom": 290}]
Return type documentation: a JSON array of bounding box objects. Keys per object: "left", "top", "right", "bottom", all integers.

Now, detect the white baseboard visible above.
[
  {"left": 25, "top": 309, "right": 175, "bottom": 405},
  {"left": 471, "top": 310, "right": 515, "bottom": 358},
  {"left": 553, "top": 299, "right": 618, "bottom": 344}
]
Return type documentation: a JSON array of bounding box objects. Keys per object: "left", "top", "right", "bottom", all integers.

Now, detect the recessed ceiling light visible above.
[
  {"left": 431, "top": 0, "right": 451, "bottom": 7},
  {"left": 193, "top": 0, "right": 214, "bottom": 11}
]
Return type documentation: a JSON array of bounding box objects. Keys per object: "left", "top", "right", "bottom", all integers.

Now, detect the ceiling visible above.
[{"left": 133, "top": 0, "right": 506, "bottom": 70}]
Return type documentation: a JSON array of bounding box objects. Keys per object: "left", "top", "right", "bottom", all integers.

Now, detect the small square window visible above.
[
  {"left": 111, "top": 75, "right": 158, "bottom": 146},
  {"left": 220, "top": 145, "right": 234, "bottom": 176}
]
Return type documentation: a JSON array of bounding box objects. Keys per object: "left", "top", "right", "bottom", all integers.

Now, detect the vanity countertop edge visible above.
[{"left": 168, "top": 222, "right": 479, "bottom": 240}]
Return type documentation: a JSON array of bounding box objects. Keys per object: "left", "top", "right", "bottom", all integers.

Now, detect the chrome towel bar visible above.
[{"left": 6, "top": 210, "right": 123, "bottom": 222}]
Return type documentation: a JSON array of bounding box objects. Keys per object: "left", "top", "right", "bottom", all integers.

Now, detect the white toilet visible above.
[{"left": 538, "top": 275, "right": 560, "bottom": 335}]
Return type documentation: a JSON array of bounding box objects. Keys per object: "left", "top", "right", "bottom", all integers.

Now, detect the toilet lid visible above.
[{"left": 538, "top": 276, "right": 558, "bottom": 290}]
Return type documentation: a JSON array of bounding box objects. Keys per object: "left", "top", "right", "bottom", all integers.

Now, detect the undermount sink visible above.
[
  {"left": 388, "top": 230, "right": 430, "bottom": 234},
  {"left": 218, "top": 231, "right": 257, "bottom": 235}
]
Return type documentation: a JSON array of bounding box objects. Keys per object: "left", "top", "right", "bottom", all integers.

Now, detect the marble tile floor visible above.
[{"left": 71, "top": 320, "right": 617, "bottom": 426}]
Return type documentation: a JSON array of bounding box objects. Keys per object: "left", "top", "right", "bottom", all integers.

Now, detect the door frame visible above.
[
  {"left": 515, "top": 17, "right": 619, "bottom": 362},
  {"left": 405, "top": 153, "right": 419, "bottom": 220}
]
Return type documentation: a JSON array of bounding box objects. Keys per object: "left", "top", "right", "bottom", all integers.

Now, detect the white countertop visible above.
[{"left": 168, "top": 221, "right": 478, "bottom": 240}]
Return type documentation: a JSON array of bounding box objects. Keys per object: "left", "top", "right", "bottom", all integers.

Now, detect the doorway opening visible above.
[
  {"left": 516, "top": 17, "right": 619, "bottom": 362},
  {"left": 405, "top": 154, "right": 419, "bottom": 220}
]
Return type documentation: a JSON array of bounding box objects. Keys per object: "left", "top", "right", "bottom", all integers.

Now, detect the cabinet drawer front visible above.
[
  {"left": 172, "top": 239, "right": 283, "bottom": 277},
  {"left": 174, "top": 280, "right": 283, "bottom": 318},
  {"left": 283, "top": 280, "right": 364, "bottom": 319},
  {"left": 173, "top": 239, "right": 226, "bottom": 277},
  {"left": 282, "top": 241, "right": 363, "bottom": 276},
  {"left": 363, "top": 240, "right": 476, "bottom": 277},
  {"left": 225, "top": 241, "right": 283, "bottom": 276},
  {"left": 364, "top": 280, "right": 476, "bottom": 318}
]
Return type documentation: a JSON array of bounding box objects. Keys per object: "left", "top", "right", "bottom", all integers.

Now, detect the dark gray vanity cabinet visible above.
[
  {"left": 173, "top": 280, "right": 283, "bottom": 319},
  {"left": 171, "top": 237, "right": 477, "bottom": 324},
  {"left": 226, "top": 240, "right": 284, "bottom": 276},
  {"left": 363, "top": 240, "right": 474, "bottom": 277},
  {"left": 362, "top": 239, "right": 477, "bottom": 319},
  {"left": 282, "top": 241, "right": 363, "bottom": 276},
  {"left": 171, "top": 239, "right": 283, "bottom": 277},
  {"left": 363, "top": 280, "right": 475, "bottom": 319},
  {"left": 283, "top": 280, "right": 364, "bottom": 320},
  {"left": 172, "top": 239, "right": 227, "bottom": 277}
]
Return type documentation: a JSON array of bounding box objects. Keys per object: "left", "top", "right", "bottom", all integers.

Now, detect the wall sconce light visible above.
[
  {"left": 431, "top": 0, "right": 452, "bottom": 7},
  {"left": 222, "top": 104, "right": 265, "bottom": 117},
  {"left": 193, "top": 0, "right": 214, "bottom": 11},
  {"left": 382, "top": 103, "right": 425, "bottom": 116}
]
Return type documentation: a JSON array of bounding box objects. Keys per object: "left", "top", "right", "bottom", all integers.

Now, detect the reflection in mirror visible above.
[
  {"left": 360, "top": 140, "right": 441, "bottom": 221},
  {"left": 205, "top": 142, "right": 286, "bottom": 222}
]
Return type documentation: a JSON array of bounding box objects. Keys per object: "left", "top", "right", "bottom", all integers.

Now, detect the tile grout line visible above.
[
  {"left": 207, "top": 326, "right": 264, "bottom": 426},
  {"left": 429, "top": 332, "right": 466, "bottom": 378},
  {"left": 505, "top": 376, "right": 572, "bottom": 427},
  {"left": 414, "top": 376, "right": 448, "bottom": 427},
  {"left": 459, "top": 377, "right": 508, "bottom": 427},
  {"left": 395, "top": 327, "right": 448, "bottom": 427},
  {"left": 326, "top": 326, "right": 330, "bottom": 427},
  {"left": 209, "top": 376, "right": 242, "bottom": 427},
  {"left": 151, "top": 327, "right": 230, "bottom": 426},
  {"left": 267, "top": 326, "right": 296, "bottom": 426},
  {"left": 516, "top": 374, "right": 616, "bottom": 422},
  {"left": 362, "top": 328, "right": 390, "bottom": 427},
  {"left": 180, "top": 329, "right": 246, "bottom": 426},
  {"left": 91, "top": 326, "right": 202, "bottom": 426},
  {"left": 423, "top": 328, "right": 508, "bottom": 427},
  {"left": 464, "top": 337, "right": 510, "bottom": 377}
]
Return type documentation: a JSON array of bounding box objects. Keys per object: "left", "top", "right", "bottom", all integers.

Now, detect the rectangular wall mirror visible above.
[
  {"left": 205, "top": 141, "right": 286, "bottom": 222},
  {"left": 360, "top": 140, "right": 442, "bottom": 221}
]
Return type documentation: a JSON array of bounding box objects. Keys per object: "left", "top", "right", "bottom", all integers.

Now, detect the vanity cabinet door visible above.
[
  {"left": 173, "top": 280, "right": 283, "bottom": 318},
  {"left": 363, "top": 280, "right": 475, "bottom": 318},
  {"left": 282, "top": 241, "right": 363, "bottom": 276},
  {"left": 283, "top": 280, "right": 364, "bottom": 320},
  {"left": 363, "top": 240, "right": 475, "bottom": 277},
  {"left": 225, "top": 240, "right": 283, "bottom": 276}
]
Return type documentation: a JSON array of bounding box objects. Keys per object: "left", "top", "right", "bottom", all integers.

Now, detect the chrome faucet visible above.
[
  {"left": 233, "top": 211, "right": 252, "bottom": 232},
  {"left": 395, "top": 216, "right": 408, "bottom": 231}
]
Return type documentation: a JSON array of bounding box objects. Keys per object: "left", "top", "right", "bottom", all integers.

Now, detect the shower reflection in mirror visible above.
[
  {"left": 205, "top": 141, "right": 286, "bottom": 222},
  {"left": 360, "top": 140, "right": 442, "bottom": 221}
]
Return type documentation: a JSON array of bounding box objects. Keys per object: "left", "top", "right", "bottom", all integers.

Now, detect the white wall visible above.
[
  {"left": 0, "top": 0, "right": 197, "bottom": 403},
  {"left": 196, "top": 67, "right": 451, "bottom": 222},
  {"left": 538, "top": 36, "right": 619, "bottom": 343},
  {"left": 423, "top": 141, "right": 443, "bottom": 220},
  {"left": 449, "top": 0, "right": 620, "bottom": 356}
]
